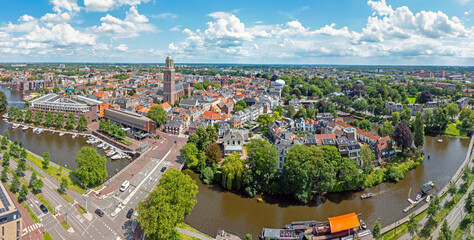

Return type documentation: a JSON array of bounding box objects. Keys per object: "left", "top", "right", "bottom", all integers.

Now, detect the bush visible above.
[
  {"left": 386, "top": 166, "right": 404, "bottom": 182},
  {"left": 181, "top": 169, "right": 194, "bottom": 175},
  {"left": 155, "top": 134, "right": 161, "bottom": 139},
  {"left": 200, "top": 167, "right": 214, "bottom": 184}
]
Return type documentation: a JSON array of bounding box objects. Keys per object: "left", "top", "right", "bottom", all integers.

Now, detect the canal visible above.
[
  {"left": 185, "top": 128, "right": 470, "bottom": 238},
  {"left": 0, "top": 87, "right": 129, "bottom": 177}
]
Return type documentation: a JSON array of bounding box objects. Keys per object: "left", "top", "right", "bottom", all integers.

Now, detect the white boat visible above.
[
  {"left": 97, "top": 143, "right": 105, "bottom": 148},
  {"left": 106, "top": 150, "right": 116, "bottom": 157},
  {"left": 12, "top": 124, "right": 20, "bottom": 129},
  {"left": 72, "top": 133, "right": 78, "bottom": 138},
  {"left": 111, "top": 154, "right": 122, "bottom": 160},
  {"left": 35, "top": 129, "right": 43, "bottom": 134},
  {"left": 59, "top": 132, "right": 65, "bottom": 136},
  {"left": 437, "top": 139, "right": 443, "bottom": 143},
  {"left": 103, "top": 145, "right": 109, "bottom": 150},
  {"left": 22, "top": 126, "right": 29, "bottom": 130}
]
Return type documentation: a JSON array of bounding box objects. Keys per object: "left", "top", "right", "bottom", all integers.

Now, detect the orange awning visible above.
[{"left": 328, "top": 213, "right": 360, "bottom": 233}]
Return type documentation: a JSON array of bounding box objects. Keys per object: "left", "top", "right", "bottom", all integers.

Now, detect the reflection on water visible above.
[
  {"left": 0, "top": 87, "right": 129, "bottom": 177},
  {"left": 186, "top": 132, "right": 470, "bottom": 238}
]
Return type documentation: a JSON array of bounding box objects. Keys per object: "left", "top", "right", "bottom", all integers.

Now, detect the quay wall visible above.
[{"left": 380, "top": 136, "right": 474, "bottom": 235}]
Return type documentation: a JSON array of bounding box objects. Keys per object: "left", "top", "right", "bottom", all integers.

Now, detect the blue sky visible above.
[{"left": 0, "top": 0, "right": 473, "bottom": 65}]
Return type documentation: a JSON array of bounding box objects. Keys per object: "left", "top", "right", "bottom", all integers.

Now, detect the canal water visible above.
[
  {"left": 185, "top": 128, "right": 470, "bottom": 238},
  {"left": 0, "top": 87, "right": 129, "bottom": 177}
]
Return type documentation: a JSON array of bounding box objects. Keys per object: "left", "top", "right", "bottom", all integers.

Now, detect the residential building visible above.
[{"left": 0, "top": 182, "right": 23, "bottom": 240}]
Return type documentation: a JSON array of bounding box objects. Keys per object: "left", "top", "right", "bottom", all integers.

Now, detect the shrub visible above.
[{"left": 200, "top": 167, "right": 214, "bottom": 184}]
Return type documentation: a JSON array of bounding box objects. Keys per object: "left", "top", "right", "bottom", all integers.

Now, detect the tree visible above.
[
  {"left": 445, "top": 103, "right": 459, "bottom": 121},
  {"left": 206, "top": 125, "right": 218, "bottom": 143},
  {"left": 16, "top": 160, "right": 26, "bottom": 176},
  {"left": 205, "top": 142, "right": 222, "bottom": 165},
  {"left": 294, "top": 107, "right": 307, "bottom": 119},
  {"left": 285, "top": 104, "right": 296, "bottom": 118},
  {"left": 392, "top": 121, "right": 413, "bottom": 151},
  {"left": 221, "top": 152, "right": 245, "bottom": 191},
  {"left": 1, "top": 167, "right": 7, "bottom": 182},
  {"left": 54, "top": 112, "right": 64, "bottom": 129},
  {"left": 377, "top": 123, "right": 394, "bottom": 137},
  {"left": 406, "top": 213, "right": 420, "bottom": 237},
  {"left": 20, "top": 148, "right": 27, "bottom": 160},
  {"left": 182, "top": 143, "right": 200, "bottom": 169},
  {"left": 44, "top": 111, "right": 54, "bottom": 127},
  {"left": 75, "top": 147, "right": 108, "bottom": 187},
  {"left": 137, "top": 169, "right": 198, "bottom": 239},
  {"left": 0, "top": 91, "right": 7, "bottom": 112},
  {"left": 77, "top": 115, "right": 88, "bottom": 131},
  {"left": 200, "top": 167, "right": 214, "bottom": 184},
  {"left": 352, "top": 100, "right": 368, "bottom": 112},
  {"left": 459, "top": 107, "right": 473, "bottom": 122},
  {"left": 147, "top": 105, "right": 167, "bottom": 126},
  {"left": 245, "top": 234, "right": 253, "bottom": 240},
  {"left": 29, "top": 172, "right": 37, "bottom": 188},
  {"left": 351, "top": 120, "right": 359, "bottom": 128},
  {"left": 469, "top": 98, "right": 474, "bottom": 109},
  {"left": 34, "top": 110, "right": 44, "bottom": 125},
  {"left": 243, "top": 139, "right": 278, "bottom": 197},
  {"left": 59, "top": 177, "right": 69, "bottom": 193},
  {"left": 385, "top": 165, "right": 404, "bottom": 182},
  {"left": 66, "top": 113, "right": 76, "bottom": 130},
  {"left": 427, "top": 195, "right": 440, "bottom": 220},
  {"left": 439, "top": 220, "right": 453, "bottom": 240},
  {"left": 25, "top": 109, "right": 33, "bottom": 123},
  {"left": 414, "top": 112, "right": 425, "bottom": 147},
  {"left": 32, "top": 178, "right": 44, "bottom": 193},
  {"left": 418, "top": 90, "right": 433, "bottom": 104},
  {"left": 465, "top": 190, "right": 474, "bottom": 214},
  {"left": 432, "top": 107, "right": 449, "bottom": 130},
  {"left": 41, "top": 152, "right": 50, "bottom": 169},
  {"left": 372, "top": 220, "right": 382, "bottom": 238},
  {"left": 360, "top": 144, "right": 374, "bottom": 174},
  {"left": 448, "top": 182, "right": 457, "bottom": 196},
  {"left": 11, "top": 175, "right": 20, "bottom": 193},
  {"left": 400, "top": 107, "right": 412, "bottom": 123},
  {"left": 359, "top": 119, "right": 371, "bottom": 131},
  {"left": 19, "top": 184, "right": 28, "bottom": 202},
  {"left": 2, "top": 152, "right": 10, "bottom": 166},
  {"left": 462, "top": 167, "right": 471, "bottom": 182}
]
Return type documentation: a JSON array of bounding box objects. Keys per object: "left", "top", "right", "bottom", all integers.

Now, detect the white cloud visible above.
[
  {"left": 41, "top": 12, "right": 72, "bottom": 22},
  {"left": 458, "top": 0, "right": 471, "bottom": 5},
  {"left": 150, "top": 13, "right": 178, "bottom": 19},
  {"left": 19, "top": 15, "right": 35, "bottom": 22},
  {"left": 90, "top": 6, "right": 155, "bottom": 39},
  {"left": 116, "top": 44, "right": 128, "bottom": 51},
  {"left": 20, "top": 23, "right": 96, "bottom": 47},
  {"left": 170, "top": 25, "right": 182, "bottom": 32},
  {"left": 83, "top": 0, "right": 150, "bottom": 12},
  {"left": 50, "top": 0, "right": 80, "bottom": 12},
  {"left": 464, "top": 10, "right": 472, "bottom": 16}
]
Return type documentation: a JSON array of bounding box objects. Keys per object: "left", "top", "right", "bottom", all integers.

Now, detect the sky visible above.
[{"left": 0, "top": 0, "right": 473, "bottom": 65}]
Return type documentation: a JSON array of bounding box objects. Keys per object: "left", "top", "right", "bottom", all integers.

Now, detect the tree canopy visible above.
[
  {"left": 75, "top": 147, "right": 108, "bottom": 187},
  {"left": 147, "top": 105, "right": 167, "bottom": 126}
]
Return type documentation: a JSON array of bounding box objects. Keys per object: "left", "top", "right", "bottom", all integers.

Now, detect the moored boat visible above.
[
  {"left": 72, "top": 133, "right": 78, "bottom": 138},
  {"left": 12, "top": 124, "right": 20, "bottom": 129},
  {"left": 106, "top": 150, "right": 116, "bottom": 157},
  {"left": 22, "top": 126, "right": 29, "bottom": 130},
  {"left": 59, "top": 132, "right": 65, "bottom": 136},
  {"left": 361, "top": 193, "right": 373, "bottom": 199}
]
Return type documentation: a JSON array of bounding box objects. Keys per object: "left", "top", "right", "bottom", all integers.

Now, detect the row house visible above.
[
  {"left": 407, "top": 104, "right": 422, "bottom": 115},
  {"left": 456, "top": 97, "right": 469, "bottom": 110},
  {"left": 385, "top": 102, "right": 403, "bottom": 113},
  {"left": 275, "top": 139, "right": 301, "bottom": 172}
]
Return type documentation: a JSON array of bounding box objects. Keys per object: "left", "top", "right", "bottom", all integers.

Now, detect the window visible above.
[{"left": 16, "top": 221, "right": 20, "bottom": 238}]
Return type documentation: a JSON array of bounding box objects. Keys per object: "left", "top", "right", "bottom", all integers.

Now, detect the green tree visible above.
[
  {"left": 400, "top": 107, "right": 412, "bottom": 123},
  {"left": 34, "top": 110, "right": 44, "bottom": 125},
  {"left": 20, "top": 148, "right": 27, "bottom": 160},
  {"left": 245, "top": 234, "right": 253, "bottom": 240},
  {"left": 2, "top": 152, "right": 10, "bottom": 166},
  {"left": 414, "top": 112, "right": 425, "bottom": 147},
  {"left": 182, "top": 143, "right": 199, "bottom": 169},
  {"left": 459, "top": 107, "right": 473, "bottom": 122},
  {"left": 32, "top": 179, "right": 44, "bottom": 193},
  {"left": 406, "top": 213, "right": 420, "bottom": 237},
  {"left": 445, "top": 103, "right": 459, "bottom": 121},
  {"left": 242, "top": 139, "right": 278, "bottom": 197},
  {"left": 59, "top": 177, "right": 69, "bottom": 193},
  {"left": 372, "top": 220, "right": 382, "bottom": 238},
  {"left": 29, "top": 172, "right": 37, "bottom": 188},
  {"left": 221, "top": 152, "right": 245, "bottom": 191},
  {"left": 0, "top": 91, "right": 7, "bottom": 111},
  {"left": 16, "top": 160, "right": 26, "bottom": 176},
  {"left": 25, "top": 109, "right": 33, "bottom": 123},
  {"left": 439, "top": 220, "right": 453, "bottom": 240},
  {"left": 77, "top": 115, "right": 88, "bottom": 131},
  {"left": 147, "top": 105, "right": 167, "bottom": 126},
  {"left": 200, "top": 167, "right": 214, "bottom": 184},
  {"left": 137, "top": 169, "right": 198, "bottom": 239},
  {"left": 427, "top": 195, "right": 440, "bottom": 220},
  {"left": 11, "top": 175, "right": 20, "bottom": 193},
  {"left": 377, "top": 123, "right": 394, "bottom": 137},
  {"left": 206, "top": 125, "right": 218, "bottom": 143},
  {"left": 44, "top": 111, "right": 54, "bottom": 127},
  {"left": 294, "top": 107, "right": 307, "bottom": 119},
  {"left": 75, "top": 147, "right": 108, "bottom": 187},
  {"left": 360, "top": 144, "right": 374, "bottom": 174},
  {"left": 359, "top": 119, "right": 372, "bottom": 131},
  {"left": 3, "top": 130, "right": 9, "bottom": 140},
  {"left": 54, "top": 112, "right": 64, "bottom": 129},
  {"left": 66, "top": 113, "right": 76, "bottom": 130},
  {"left": 0, "top": 136, "right": 7, "bottom": 149},
  {"left": 351, "top": 119, "right": 359, "bottom": 128},
  {"left": 285, "top": 104, "right": 296, "bottom": 118},
  {"left": 448, "top": 182, "right": 457, "bottom": 196},
  {"left": 385, "top": 165, "right": 404, "bottom": 182},
  {"left": 205, "top": 142, "right": 222, "bottom": 165},
  {"left": 42, "top": 152, "right": 50, "bottom": 169},
  {"left": 465, "top": 190, "right": 474, "bottom": 214},
  {"left": 19, "top": 184, "right": 28, "bottom": 202},
  {"left": 1, "top": 167, "right": 8, "bottom": 182}
]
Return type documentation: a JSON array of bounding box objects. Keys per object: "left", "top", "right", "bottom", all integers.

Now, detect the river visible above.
[
  {"left": 0, "top": 87, "right": 129, "bottom": 177},
  {"left": 185, "top": 125, "right": 470, "bottom": 238}
]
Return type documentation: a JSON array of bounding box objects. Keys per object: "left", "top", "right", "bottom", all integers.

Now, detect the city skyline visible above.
[{"left": 0, "top": 0, "right": 473, "bottom": 65}]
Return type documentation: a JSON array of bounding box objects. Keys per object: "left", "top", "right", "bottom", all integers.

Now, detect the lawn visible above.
[
  {"left": 407, "top": 97, "right": 416, "bottom": 104},
  {"left": 56, "top": 190, "right": 74, "bottom": 203},
  {"left": 443, "top": 123, "right": 468, "bottom": 136},
  {"left": 43, "top": 232, "right": 54, "bottom": 240},
  {"left": 26, "top": 152, "right": 86, "bottom": 194},
  {"left": 177, "top": 222, "right": 212, "bottom": 239},
  {"left": 120, "top": 139, "right": 132, "bottom": 145}
]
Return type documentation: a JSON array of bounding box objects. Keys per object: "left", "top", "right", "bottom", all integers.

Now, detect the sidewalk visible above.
[{"left": 176, "top": 227, "right": 214, "bottom": 240}]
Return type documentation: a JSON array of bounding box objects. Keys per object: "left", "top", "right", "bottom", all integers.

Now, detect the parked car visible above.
[
  {"left": 120, "top": 180, "right": 130, "bottom": 192},
  {"left": 95, "top": 209, "right": 105, "bottom": 217},
  {"left": 160, "top": 167, "right": 167, "bottom": 172},
  {"left": 39, "top": 204, "right": 48, "bottom": 214},
  {"left": 126, "top": 208, "right": 134, "bottom": 219}
]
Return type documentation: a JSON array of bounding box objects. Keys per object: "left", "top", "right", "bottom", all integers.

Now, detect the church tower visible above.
[{"left": 163, "top": 56, "right": 175, "bottom": 104}]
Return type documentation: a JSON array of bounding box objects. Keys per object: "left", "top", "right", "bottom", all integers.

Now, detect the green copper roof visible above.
[{"left": 166, "top": 55, "right": 173, "bottom": 60}]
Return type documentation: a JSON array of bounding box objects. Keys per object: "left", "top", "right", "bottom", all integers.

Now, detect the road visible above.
[{"left": 5, "top": 131, "right": 188, "bottom": 240}]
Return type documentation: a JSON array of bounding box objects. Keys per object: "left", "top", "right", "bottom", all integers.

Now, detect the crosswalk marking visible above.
[{"left": 22, "top": 223, "right": 43, "bottom": 236}]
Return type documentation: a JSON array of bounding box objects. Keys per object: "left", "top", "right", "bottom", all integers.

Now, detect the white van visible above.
[{"left": 120, "top": 180, "right": 130, "bottom": 192}]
